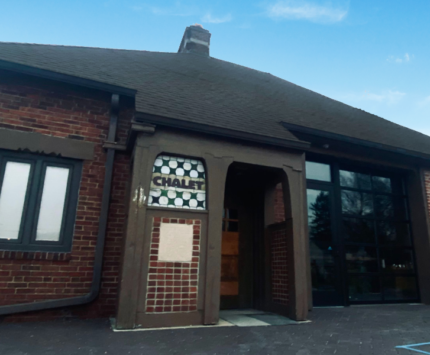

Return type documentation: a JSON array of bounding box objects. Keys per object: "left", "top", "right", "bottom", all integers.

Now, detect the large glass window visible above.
[
  {"left": 339, "top": 167, "right": 417, "bottom": 302},
  {"left": 306, "top": 158, "right": 418, "bottom": 305},
  {"left": 0, "top": 150, "right": 81, "bottom": 252}
]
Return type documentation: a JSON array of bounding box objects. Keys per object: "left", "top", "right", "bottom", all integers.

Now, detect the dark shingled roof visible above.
[{"left": 1, "top": 42, "right": 429, "bottom": 156}]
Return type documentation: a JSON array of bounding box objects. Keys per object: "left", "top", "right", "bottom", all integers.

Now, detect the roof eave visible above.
[
  {"left": 282, "top": 121, "right": 430, "bottom": 161},
  {"left": 0, "top": 59, "right": 136, "bottom": 97},
  {"left": 134, "top": 111, "right": 310, "bottom": 151}
]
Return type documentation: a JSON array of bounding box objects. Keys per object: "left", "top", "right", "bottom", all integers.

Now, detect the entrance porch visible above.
[{"left": 115, "top": 127, "right": 310, "bottom": 329}]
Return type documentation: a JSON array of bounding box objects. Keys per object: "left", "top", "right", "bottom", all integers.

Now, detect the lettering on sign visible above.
[{"left": 152, "top": 176, "right": 205, "bottom": 190}]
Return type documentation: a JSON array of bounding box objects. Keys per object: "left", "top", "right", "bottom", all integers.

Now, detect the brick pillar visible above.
[{"left": 270, "top": 223, "right": 289, "bottom": 305}]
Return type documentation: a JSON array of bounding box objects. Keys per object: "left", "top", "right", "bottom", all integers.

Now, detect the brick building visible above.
[{"left": 0, "top": 25, "right": 429, "bottom": 328}]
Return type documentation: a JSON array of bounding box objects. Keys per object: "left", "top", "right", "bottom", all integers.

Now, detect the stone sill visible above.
[{"left": 0, "top": 250, "right": 72, "bottom": 261}]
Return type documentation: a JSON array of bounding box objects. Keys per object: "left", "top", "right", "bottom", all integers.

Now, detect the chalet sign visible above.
[{"left": 148, "top": 155, "right": 206, "bottom": 210}]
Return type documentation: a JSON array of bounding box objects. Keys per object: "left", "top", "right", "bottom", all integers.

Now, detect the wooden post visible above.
[
  {"left": 203, "top": 154, "right": 232, "bottom": 325},
  {"left": 116, "top": 135, "right": 159, "bottom": 329},
  {"left": 281, "top": 161, "right": 309, "bottom": 321}
]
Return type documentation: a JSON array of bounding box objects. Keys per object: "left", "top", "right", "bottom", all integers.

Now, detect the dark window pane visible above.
[
  {"left": 377, "top": 221, "right": 411, "bottom": 246},
  {"left": 374, "top": 195, "right": 394, "bottom": 218},
  {"left": 222, "top": 220, "right": 226, "bottom": 231},
  {"left": 227, "top": 221, "right": 239, "bottom": 232},
  {"left": 383, "top": 276, "right": 418, "bottom": 301},
  {"left": 346, "top": 246, "right": 378, "bottom": 273},
  {"left": 306, "top": 161, "right": 331, "bottom": 182},
  {"left": 310, "top": 241, "right": 336, "bottom": 292},
  {"left": 341, "top": 191, "right": 373, "bottom": 217},
  {"left": 349, "top": 275, "right": 382, "bottom": 302},
  {"left": 372, "top": 176, "right": 392, "bottom": 193},
  {"left": 307, "top": 189, "right": 332, "bottom": 242},
  {"left": 227, "top": 209, "right": 239, "bottom": 220},
  {"left": 375, "top": 196, "right": 408, "bottom": 220},
  {"left": 342, "top": 218, "right": 375, "bottom": 244},
  {"left": 394, "top": 197, "right": 408, "bottom": 220},
  {"left": 391, "top": 177, "right": 406, "bottom": 195},
  {"left": 340, "top": 170, "right": 371, "bottom": 190},
  {"left": 380, "top": 249, "right": 415, "bottom": 273}
]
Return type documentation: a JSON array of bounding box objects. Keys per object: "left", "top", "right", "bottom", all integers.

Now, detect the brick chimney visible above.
[{"left": 178, "top": 24, "right": 211, "bottom": 56}]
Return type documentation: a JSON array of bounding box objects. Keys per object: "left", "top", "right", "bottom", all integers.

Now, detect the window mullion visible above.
[{"left": 22, "top": 159, "right": 44, "bottom": 246}]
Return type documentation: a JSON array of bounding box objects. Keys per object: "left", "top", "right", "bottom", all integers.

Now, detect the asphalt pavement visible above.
[{"left": 1, "top": 304, "right": 429, "bottom": 354}]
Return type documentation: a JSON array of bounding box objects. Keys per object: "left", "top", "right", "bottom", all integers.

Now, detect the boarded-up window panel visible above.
[
  {"left": 220, "top": 281, "right": 239, "bottom": 296},
  {"left": 221, "top": 256, "right": 239, "bottom": 281},
  {"left": 221, "top": 232, "right": 239, "bottom": 255},
  {"left": 158, "top": 223, "right": 193, "bottom": 262}
]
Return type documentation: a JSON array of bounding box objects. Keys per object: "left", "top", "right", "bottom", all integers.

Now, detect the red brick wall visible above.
[
  {"left": 145, "top": 218, "right": 201, "bottom": 314},
  {"left": 0, "top": 80, "right": 132, "bottom": 321},
  {"left": 274, "top": 184, "right": 285, "bottom": 223},
  {"left": 270, "top": 223, "right": 289, "bottom": 305},
  {"left": 270, "top": 183, "right": 289, "bottom": 305}
]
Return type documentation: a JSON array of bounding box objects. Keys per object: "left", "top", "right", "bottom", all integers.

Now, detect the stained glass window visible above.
[{"left": 148, "top": 155, "right": 206, "bottom": 210}]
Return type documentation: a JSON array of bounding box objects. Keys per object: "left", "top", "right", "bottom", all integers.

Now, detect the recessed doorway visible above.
[
  {"left": 219, "top": 162, "right": 289, "bottom": 314},
  {"left": 220, "top": 163, "right": 265, "bottom": 310}
]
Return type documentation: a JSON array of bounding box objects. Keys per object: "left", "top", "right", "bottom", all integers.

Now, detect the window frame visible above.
[
  {"left": 305, "top": 154, "right": 420, "bottom": 305},
  {"left": 0, "top": 149, "right": 82, "bottom": 252}
]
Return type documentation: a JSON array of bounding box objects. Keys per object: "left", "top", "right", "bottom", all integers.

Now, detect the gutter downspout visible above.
[{"left": 0, "top": 94, "right": 120, "bottom": 316}]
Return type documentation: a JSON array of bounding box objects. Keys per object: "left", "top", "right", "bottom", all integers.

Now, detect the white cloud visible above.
[
  {"left": 387, "top": 53, "right": 413, "bottom": 64},
  {"left": 201, "top": 13, "right": 232, "bottom": 24},
  {"left": 150, "top": 5, "right": 194, "bottom": 16},
  {"left": 343, "top": 90, "right": 406, "bottom": 105},
  {"left": 130, "top": 5, "right": 143, "bottom": 11},
  {"left": 238, "top": 23, "right": 252, "bottom": 29},
  {"left": 131, "top": 4, "right": 195, "bottom": 17},
  {"left": 266, "top": 0, "right": 348, "bottom": 23}
]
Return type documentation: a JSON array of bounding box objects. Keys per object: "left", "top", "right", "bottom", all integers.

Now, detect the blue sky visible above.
[{"left": 1, "top": 0, "right": 429, "bottom": 136}]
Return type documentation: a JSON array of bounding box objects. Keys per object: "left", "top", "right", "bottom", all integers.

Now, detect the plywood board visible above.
[
  {"left": 221, "top": 232, "right": 239, "bottom": 255},
  {"left": 220, "top": 281, "right": 239, "bottom": 296},
  {"left": 221, "top": 256, "right": 239, "bottom": 281}
]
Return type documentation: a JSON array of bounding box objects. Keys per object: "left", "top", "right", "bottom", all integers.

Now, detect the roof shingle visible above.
[{"left": 0, "top": 42, "right": 429, "bottom": 156}]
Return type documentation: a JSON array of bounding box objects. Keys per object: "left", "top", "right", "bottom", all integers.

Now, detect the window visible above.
[
  {"left": 148, "top": 155, "right": 206, "bottom": 210},
  {"left": 306, "top": 158, "right": 418, "bottom": 305},
  {"left": 0, "top": 150, "right": 81, "bottom": 252},
  {"left": 340, "top": 168, "right": 417, "bottom": 302},
  {"left": 306, "top": 161, "right": 331, "bottom": 182},
  {"left": 222, "top": 208, "right": 239, "bottom": 232}
]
